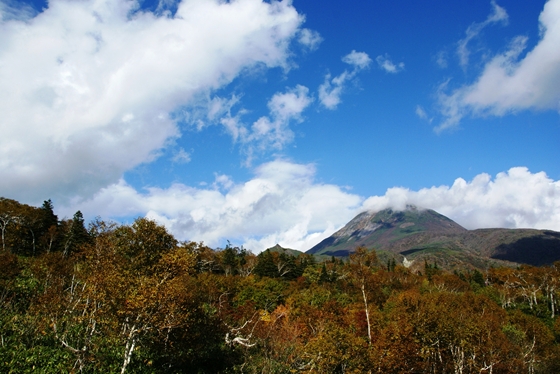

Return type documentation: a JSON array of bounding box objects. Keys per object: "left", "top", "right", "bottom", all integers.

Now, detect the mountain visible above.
[
  {"left": 266, "top": 244, "right": 305, "bottom": 257},
  {"left": 308, "top": 206, "right": 466, "bottom": 256},
  {"left": 307, "top": 206, "right": 560, "bottom": 270}
]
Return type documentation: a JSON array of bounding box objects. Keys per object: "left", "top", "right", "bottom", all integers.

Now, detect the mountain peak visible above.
[
  {"left": 307, "top": 208, "right": 560, "bottom": 270},
  {"left": 307, "top": 207, "right": 466, "bottom": 257}
]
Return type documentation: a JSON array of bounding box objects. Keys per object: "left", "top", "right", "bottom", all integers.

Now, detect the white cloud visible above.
[
  {"left": 438, "top": 0, "right": 560, "bottom": 131},
  {"left": 184, "top": 94, "right": 241, "bottom": 130},
  {"left": 218, "top": 85, "right": 312, "bottom": 164},
  {"left": 457, "top": 0, "right": 509, "bottom": 68},
  {"left": 155, "top": 0, "right": 178, "bottom": 16},
  {"left": 318, "top": 72, "right": 347, "bottom": 110},
  {"left": 171, "top": 148, "right": 191, "bottom": 164},
  {"left": 362, "top": 167, "right": 560, "bottom": 231},
  {"left": 298, "top": 28, "right": 322, "bottom": 51},
  {"left": 435, "top": 50, "right": 448, "bottom": 69},
  {"left": 343, "top": 50, "right": 372, "bottom": 70},
  {"left": 66, "top": 162, "right": 560, "bottom": 253},
  {"left": 319, "top": 50, "right": 371, "bottom": 109},
  {"left": 415, "top": 105, "right": 427, "bottom": 119},
  {"left": 415, "top": 105, "right": 433, "bottom": 123},
  {"left": 376, "top": 54, "right": 405, "bottom": 73},
  {"left": 71, "top": 159, "right": 363, "bottom": 252},
  {"left": 212, "top": 174, "right": 234, "bottom": 191},
  {"left": 267, "top": 84, "right": 312, "bottom": 122},
  {"left": 0, "top": 0, "right": 304, "bottom": 204}
]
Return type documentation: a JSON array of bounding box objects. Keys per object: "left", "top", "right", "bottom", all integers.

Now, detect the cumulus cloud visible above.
[
  {"left": 376, "top": 54, "right": 405, "bottom": 73},
  {"left": 218, "top": 85, "right": 313, "bottom": 165},
  {"left": 0, "top": 0, "right": 304, "bottom": 204},
  {"left": 343, "top": 50, "right": 372, "bottom": 70},
  {"left": 319, "top": 50, "right": 371, "bottom": 109},
  {"left": 362, "top": 167, "right": 560, "bottom": 231},
  {"left": 65, "top": 162, "right": 560, "bottom": 253},
  {"left": 71, "top": 159, "right": 363, "bottom": 252},
  {"left": 298, "top": 28, "right": 323, "bottom": 51},
  {"left": 246, "top": 85, "right": 312, "bottom": 149},
  {"left": 437, "top": 0, "right": 560, "bottom": 131},
  {"left": 457, "top": 0, "right": 509, "bottom": 68}
]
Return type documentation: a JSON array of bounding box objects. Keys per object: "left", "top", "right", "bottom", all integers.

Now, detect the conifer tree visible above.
[
  {"left": 254, "top": 249, "right": 277, "bottom": 278},
  {"left": 62, "top": 211, "right": 90, "bottom": 256}
]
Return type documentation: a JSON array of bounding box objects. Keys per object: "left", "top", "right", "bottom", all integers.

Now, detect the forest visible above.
[{"left": 2, "top": 196, "right": 560, "bottom": 373}]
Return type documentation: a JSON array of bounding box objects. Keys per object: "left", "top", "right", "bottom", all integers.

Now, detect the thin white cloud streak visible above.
[
  {"left": 68, "top": 163, "right": 560, "bottom": 253},
  {"left": 376, "top": 54, "right": 405, "bottom": 73},
  {"left": 438, "top": 0, "right": 560, "bottom": 131},
  {"left": 457, "top": 0, "right": 508, "bottom": 68},
  {"left": 415, "top": 105, "right": 432, "bottom": 123},
  {"left": 435, "top": 50, "right": 449, "bottom": 69},
  {"left": 0, "top": 0, "right": 303, "bottom": 204},
  {"left": 363, "top": 167, "right": 560, "bottom": 232},
  {"left": 415, "top": 105, "right": 428, "bottom": 119},
  {"left": 319, "top": 50, "right": 371, "bottom": 109},
  {"left": 0, "top": 0, "right": 37, "bottom": 21}
]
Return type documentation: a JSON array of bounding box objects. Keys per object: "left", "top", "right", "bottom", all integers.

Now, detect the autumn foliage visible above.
[{"left": 2, "top": 197, "right": 560, "bottom": 373}]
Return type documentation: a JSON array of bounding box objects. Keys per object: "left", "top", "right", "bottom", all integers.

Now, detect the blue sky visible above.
[{"left": 1, "top": 0, "right": 559, "bottom": 252}]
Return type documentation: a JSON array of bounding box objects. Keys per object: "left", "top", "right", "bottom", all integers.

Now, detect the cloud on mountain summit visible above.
[{"left": 363, "top": 167, "right": 560, "bottom": 233}]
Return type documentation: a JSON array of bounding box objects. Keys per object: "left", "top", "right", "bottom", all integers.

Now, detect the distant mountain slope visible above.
[
  {"left": 266, "top": 244, "right": 305, "bottom": 257},
  {"left": 307, "top": 206, "right": 560, "bottom": 270},
  {"left": 308, "top": 206, "right": 467, "bottom": 256}
]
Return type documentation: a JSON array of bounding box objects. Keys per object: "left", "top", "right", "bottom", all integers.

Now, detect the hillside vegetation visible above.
[{"left": 2, "top": 197, "right": 560, "bottom": 373}]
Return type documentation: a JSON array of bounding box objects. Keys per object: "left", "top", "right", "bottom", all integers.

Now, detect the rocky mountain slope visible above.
[{"left": 307, "top": 206, "right": 560, "bottom": 270}]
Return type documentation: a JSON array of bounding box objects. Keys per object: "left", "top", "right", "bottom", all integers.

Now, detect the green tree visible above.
[
  {"left": 39, "top": 199, "right": 59, "bottom": 253},
  {"left": 61, "top": 211, "right": 91, "bottom": 256},
  {"left": 221, "top": 242, "right": 238, "bottom": 276},
  {"left": 254, "top": 249, "right": 278, "bottom": 278}
]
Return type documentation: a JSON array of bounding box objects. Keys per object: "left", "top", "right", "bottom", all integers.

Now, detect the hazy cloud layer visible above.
[
  {"left": 0, "top": 0, "right": 303, "bottom": 203},
  {"left": 68, "top": 162, "right": 560, "bottom": 252},
  {"left": 71, "top": 159, "right": 363, "bottom": 252},
  {"left": 438, "top": 0, "right": 560, "bottom": 131}
]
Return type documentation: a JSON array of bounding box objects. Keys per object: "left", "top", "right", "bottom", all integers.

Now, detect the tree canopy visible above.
[{"left": 2, "top": 196, "right": 560, "bottom": 373}]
